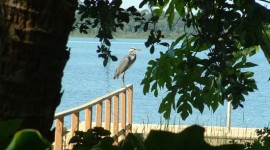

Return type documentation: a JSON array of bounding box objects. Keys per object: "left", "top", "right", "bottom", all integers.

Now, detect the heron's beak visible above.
[{"left": 136, "top": 48, "right": 141, "bottom": 51}]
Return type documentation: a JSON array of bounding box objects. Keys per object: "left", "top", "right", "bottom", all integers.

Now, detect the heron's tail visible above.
[
  {"left": 113, "top": 75, "right": 118, "bottom": 79},
  {"left": 114, "top": 70, "right": 120, "bottom": 79}
]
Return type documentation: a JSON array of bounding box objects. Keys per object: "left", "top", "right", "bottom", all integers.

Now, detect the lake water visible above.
[{"left": 57, "top": 37, "right": 270, "bottom": 129}]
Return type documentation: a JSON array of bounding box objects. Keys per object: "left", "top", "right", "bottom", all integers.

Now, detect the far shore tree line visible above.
[{"left": 71, "top": 9, "right": 191, "bottom": 39}]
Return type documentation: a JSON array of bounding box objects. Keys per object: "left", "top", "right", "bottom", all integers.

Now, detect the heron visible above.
[{"left": 113, "top": 47, "right": 140, "bottom": 86}]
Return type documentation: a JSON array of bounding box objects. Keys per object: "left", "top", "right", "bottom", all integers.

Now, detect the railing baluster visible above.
[
  {"left": 121, "top": 90, "right": 126, "bottom": 139},
  {"left": 113, "top": 94, "right": 119, "bottom": 142},
  {"left": 54, "top": 116, "right": 64, "bottom": 150},
  {"left": 96, "top": 102, "right": 102, "bottom": 127},
  {"left": 85, "top": 107, "right": 92, "bottom": 131},
  {"left": 127, "top": 85, "right": 133, "bottom": 133},
  {"left": 71, "top": 112, "right": 79, "bottom": 137},
  {"left": 105, "top": 98, "right": 111, "bottom": 131}
]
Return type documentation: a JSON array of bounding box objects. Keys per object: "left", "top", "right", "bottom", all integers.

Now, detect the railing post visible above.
[
  {"left": 54, "top": 117, "right": 64, "bottom": 150},
  {"left": 85, "top": 107, "right": 92, "bottom": 131},
  {"left": 96, "top": 102, "right": 103, "bottom": 127},
  {"left": 71, "top": 112, "right": 79, "bottom": 137},
  {"left": 105, "top": 98, "right": 111, "bottom": 131},
  {"left": 127, "top": 85, "right": 133, "bottom": 132},
  {"left": 227, "top": 100, "right": 232, "bottom": 131},
  {"left": 113, "top": 94, "right": 119, "bottom": 142},
  {"left": 121, "top": 90, "right": 126, "bottom": 139}
]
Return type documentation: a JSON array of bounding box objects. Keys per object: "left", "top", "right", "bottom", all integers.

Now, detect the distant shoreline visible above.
[{"left": 69, "top": 32, "right": 178, "bottom": 40}]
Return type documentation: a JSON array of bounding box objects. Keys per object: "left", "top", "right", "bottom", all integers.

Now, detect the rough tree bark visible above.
[{"left": 0, "top": 0, "right": 77, "bottom": 140}]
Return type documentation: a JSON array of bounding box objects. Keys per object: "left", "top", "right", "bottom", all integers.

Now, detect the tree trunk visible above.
[{"left": 0, "top": 0, "right": 77, "bottom": 141}]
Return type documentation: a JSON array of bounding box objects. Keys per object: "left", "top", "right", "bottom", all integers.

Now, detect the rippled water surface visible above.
[{"left": 57, "top": 37, "right": 270, "bottom": 128}]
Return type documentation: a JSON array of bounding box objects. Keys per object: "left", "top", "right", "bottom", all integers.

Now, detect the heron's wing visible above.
[{"left": 114, "top": 56, "right": 132, "bottom": 79}]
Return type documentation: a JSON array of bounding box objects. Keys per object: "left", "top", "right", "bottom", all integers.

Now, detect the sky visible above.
[
  {"left": 121, "top": 0, "right": 141, "bottom": 8},
  {"left": 256, "top": 0, "right": 270, "bottom": 8},
  {"left": 121, "top": 0, "right": 148, "bottom": 10}
]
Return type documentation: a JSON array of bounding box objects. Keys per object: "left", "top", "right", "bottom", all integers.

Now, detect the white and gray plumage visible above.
[{"left": 114, "top": 47, "right": 139, "bottom": 86}]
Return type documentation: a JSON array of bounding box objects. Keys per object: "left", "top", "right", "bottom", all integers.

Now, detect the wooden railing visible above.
[{"left": 53, "top": 84, "right": 133, "bottom": 150}]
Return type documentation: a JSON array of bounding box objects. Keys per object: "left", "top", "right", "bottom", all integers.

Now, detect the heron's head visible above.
[{"left": 128, "top": 47, "right": 140, "bottom": 55}]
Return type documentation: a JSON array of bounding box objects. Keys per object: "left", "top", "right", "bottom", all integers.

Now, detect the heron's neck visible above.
[
  {"left": 129, "top": 53, "right": 136, "bottom": 56},
  {"left": 129, "top": 53, "right": 136, "bottom": 60}
]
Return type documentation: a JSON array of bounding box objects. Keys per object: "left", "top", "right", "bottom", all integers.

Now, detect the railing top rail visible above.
[{"left": 54, "top": 84, "right": 132, "bottom": 119}]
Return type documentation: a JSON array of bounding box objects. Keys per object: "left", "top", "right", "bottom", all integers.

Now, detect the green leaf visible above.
[
  {"left": 139, "top": 0, "right": 148, "bottom": 8},
  {"left": 174, "top": 1, "right": 185, "bottom": 17},
  {"left": 260, "top": 32, "right": 270, "bottom": 63},
  {"left": 180, "top": 110, "right": 189, "bottom": 120},
  {"left": 120, "top": 133, "right": 147, "bottom": 150},
  {"left": 110, "top": 55, "right": 118, "bottom": 61},
  {"left": 144, "top": 125, "right": 243, "bottom": 149},
  {"left": 91, "top": 137, "right": 117, "bottom": 150},
  {"left": 150, "top": 45, "right": 155, "bottom": 54},
  {"left": 211, "top": 96, "right": 219, "bottom": 112},
  {"left": 69, "top": 136, "right": 81, "bottom": 144},
  {"left": 158, "top": 0, "right": 164, "bottom": 6},
  {"left": 143, "top": 82, "right": 150, "bottom": 95},
  {"left": 244, "top": 72, "right": 254, "bottom": 78},
  {"left": 0, "top": 119, "right": 22, "bottom": 149},
  {"left": 104, "top": 38, "right": 111, "bottom": 46},
  {"left": 158, "top": 92, "right": 175, "bottom": 119},
  {"left": 151, "top": 82, "right": 157, "bottom": 92},
  {"left": 154, "top": 90, "right": 158, "bottom": 97},
  {"left": 165, "top": 1, "right": 174, "bottom": 16},
  {"left": 145, "top": 36, "right": 153, "bottom": 48},
  {"left": 177, "top": 101, "right": 193, "bottom": 120},
  {"left": 144, "top": 130, "right": 175, "bottom": 150},
  {"left": 6, "top": 129, "right": 51, "bottom": 150},
  {"left": 74, "top": 130, "right": 85, "bottom": 137},
  {"left": 152, "top": 8, "right": 163, "bottom": 18},
  {"left": 167, "top": 12, "right": 175, "bottom": 29},
  {"left": 159, "top": 42, "right": 169, "bottom": 47},
  {"left": 101, "top": 137, "right": 114, "bottom": 146},
  {"left": 170, "top": 33, "right": 186, "bottom": 49},
  {"left": 143, "top": 23, "right": 148, "bottom": 32},
  {"left": 193, "top": 97, "right": 204, "bottom": 113},
  {"left": 244, "top": 62, "right": 258, "bottom": 68},
  {"left": 216, "top": 74, "right": 222, "bottom": 92},
  {"left": 103, "top": 57, "right": 108, "bottom": 67}
]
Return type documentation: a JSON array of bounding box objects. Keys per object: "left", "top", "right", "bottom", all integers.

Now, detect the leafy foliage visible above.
[
  {"left": 71, "top": 10, "right": 188, "bottom": 39},
  {"left": 0, "top": 119, "right": 22, "bottom": 149},
  {"left": 6, "top": 129, "right": 51, "bottom": 150},
  {"left": 0, "top": 120, "right": 51, "bottom": 150},
  {"left": 140, "top": 0, "right": 270, "bottom": 120},
  {"left": 69, "top": 126, "right": 117, "bottom": 150},
  {"left": 144, "top": 125, "right": 243, "bottom": 150},
  {"left": 245, "top": 127, "right": 270, "bottom": 149},
  {"left": 74, "top": 0, "right": 170, "bottom": 66},
  {"left": 75, "top": 0, "right": 146, "bottom": 66},
  {"left": 74, "top": 0, "right": 270, "bottom": 121}
]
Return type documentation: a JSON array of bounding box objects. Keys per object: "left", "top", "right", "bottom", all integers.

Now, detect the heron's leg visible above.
[{"left": 122, "top": 72, "right": 126, "bottom": 87}]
